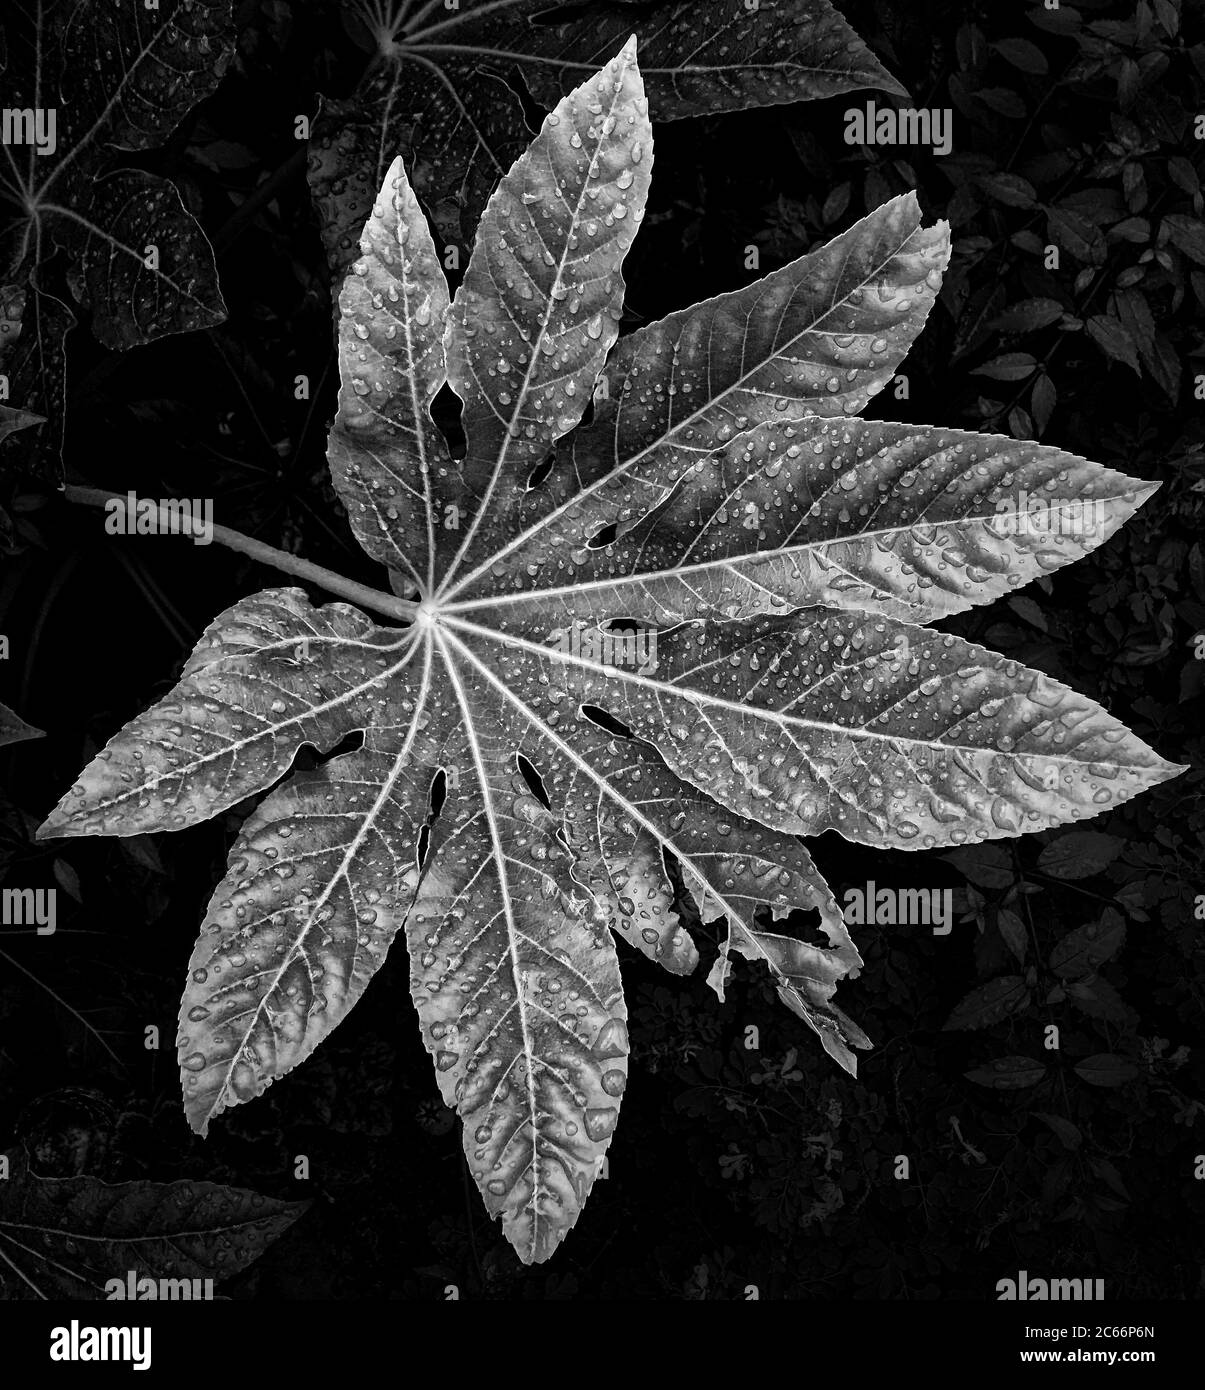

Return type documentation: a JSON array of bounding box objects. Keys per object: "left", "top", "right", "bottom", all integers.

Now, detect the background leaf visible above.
[
  {"left": 1037, "top": 830, "right": 1126, "bottom": 879},
  {"left": 309, "top": 0, "right": 906, "bottom": 269},
  {"left": 944, "top": 976, "right": 1031, "bottom": 1030},
  {"left": 0, "top": 1152, "right": 307, "bottom": 1299},
  {"left": 0, "top": 0, "right": 234, "bottom": 477},
  {"left": 1074, "top": 1053, "right": 1139, "bottom": 1087},
  {"left": 964, "top": 1055, "right": 1046, "bottom": 1088},
  {"left": 1050, "top": 910, "right": 1127, "bottom": 978}
]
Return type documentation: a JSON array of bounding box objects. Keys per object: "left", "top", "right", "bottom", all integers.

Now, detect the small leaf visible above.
[
  {"left": 1085, "top": 315, "right": 1141, "bottom": 374},
  {"left": 992, "top": 38, "right": 1049, "bottom": 74},
  {"left": 944, "top": 975, "right": 1030, "bottom": 1030},
  {"left": 996, "top": 907, "right": 1028, "bottom": 963},
  {"left": 1162, "top": 214, "right": 1205, "bottom": 265},
  {"left": 1046, "top": 208, "right": 1106, "bottom": 265},
  {"left": 965, "top": 1055, "right": 1046, "bottom": 1088},
  {"left": 1006, "top": 595, "right": 1048, "bottom": 631},
  {"left": 1034, "top": 1111, "right": 1082, "bottom": 1150},
  {"left": 1089, "top": 1156, "right": 1130, "bottom": 1200},
  {"left": 1050, "top": 910, "right": 1126, "bottom": 978},
  {"left": 52, "top": 859, "right": 82, "bottom": 903},
  {"left": 975, "top": 88, "right": 1027, "bottom": 118},
  {"left": 1031, "top": 373, "right": 1057, "bottom": 432},
  {"left": 1038, "top": 830, "right": 1125, "bottom": 879},
  {"left": 941, "top": 844, "right": 1015, "bottom": 889},
  {"left": 1074, "top": 1053, "right": 1139, "bottom": 1087},
  {"left": 977, "top": 173, "right": 1037, "bottom": 208},
  {"left": 971, "top": 352, "right": 1037, "bottom": 381},
  {"left": 987, "top": 297, "right": 1064, "bottom": 332},
  {"left": 1065, "top": 977, "right": 1135, "bottom": 1024}
]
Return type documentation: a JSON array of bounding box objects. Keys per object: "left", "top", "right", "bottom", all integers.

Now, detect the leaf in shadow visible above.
[
  {"left": 309, "top": 0, "right": 907, "bottom": 272},
  {"left": 0, "top": 0, "right": 235, "bottom": 478},
  {"left": 0, "top": 1151, "right": 308, "bottom": 1299}
]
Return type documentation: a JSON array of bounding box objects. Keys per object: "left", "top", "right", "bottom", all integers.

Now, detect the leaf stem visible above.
[{"left": 61, "top": 486, "right": 417, "bottom": 623}]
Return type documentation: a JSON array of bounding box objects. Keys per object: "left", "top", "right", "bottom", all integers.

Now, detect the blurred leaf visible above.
[
  {"left": 1034, "top": 1111, "right": 1082, "bottom": 1149},
  {"left": 1089, "top": 1155, "right": 1131, "bottom": 1200},
  {"left": 52, "top": 859, "right": 82, "bottom": 903},
  {"left": 1006, "top": 595, "right": 1048, "bottom": 631},
  {"left": 944, "top": 976, "right": 1031, "bottom": 1030},
  {"left": 1066, "top": 976, "right": 1136, "bottom": 1024},
  {"left": 1047, "top": 208, "right": 1107, "bottom": 264},
  {"left": 988, "top": 298, "right": 1064, "bottom": 332},
  {"left": 976, "top": 88, "right": 1027, "bottom": 118},
  {"left": 1162, "top": 214, "right": 1205, "bottom": 265},
  {"left": 1038, "top": 830, "right": 1126, "bottom": 879},
  {"left": 1031, "top": 374, "right": 1057, "bottom": 432},
  {"left": 1074, "top": 1053, "right": 1139, "bottom": 1087},
  {"left": 977, "top": 172, "right": 1037, "bottom": 208},
  {"left": 1085, "top": 314, "right": 1141, "bottom": 373},
  {"left": 1050, "top": 910, "right": 1126, "bottom": 978},
  {"left": 996, "top": 907, "right": 1028, "bottom": 963},
  {"left": 993, "top": 38, "right": 1049, "bottom": 75},
  {"left": 941, "top": 844, "right": 1015, "bottom": 889},
  {"left": 965, "top": 1056, "right": 1046, "bottom": 1088},
  {"left": 971, "top": 352, "right": 1037, "bottom": 380}
]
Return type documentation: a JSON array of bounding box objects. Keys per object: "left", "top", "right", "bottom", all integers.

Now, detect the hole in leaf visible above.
[
  {"left": 580, "top": 703, "right": 635, "bottom": 739},
  {"left": 516, "top": 753, "right": 551, "bottom": 809},
  {"left": 429, "top": 768, "right": 448, "bottom": 817},
  {"left": 430, "top": 382, "right": 464, "bottom": 457},
  {"left": 296, "top": 731, "right": 364, "bottom": 772},
  {"left": 526, "top": 450, "right": 555, "bottom": 490},
  {"left": 585, "top": 475, "right": 682, "bottom": 548},
  {"left": 768, "top": 903, "right": 837, "bottom": 950},
  {"left": 417, "top": 768, "right": 448, "bottom": 870}
]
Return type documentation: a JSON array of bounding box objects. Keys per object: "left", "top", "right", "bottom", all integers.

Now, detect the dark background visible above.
[{"left": 1, "top": 0, "right": 1203, "bottom": 1299}]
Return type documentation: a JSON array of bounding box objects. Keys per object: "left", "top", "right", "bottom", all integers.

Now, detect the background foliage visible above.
[{"left": 0, "top": 0, "right": 1202, "bottom": 1298}]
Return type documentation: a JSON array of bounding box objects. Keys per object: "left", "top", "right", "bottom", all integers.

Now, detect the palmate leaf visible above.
[
  {"left": 309, "top": 0, "right": 907, "bottom": 273},
  {"left": 0, "top": 0, "right": 233, "bottom": 476},
  {"left": 40, "top": 43, "right": 1185, "bottom": 1264}
]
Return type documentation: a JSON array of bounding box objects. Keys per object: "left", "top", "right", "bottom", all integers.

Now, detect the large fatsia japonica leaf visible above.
[
  {"left": 309, "top": 0, "right": 907, "bottom": 274},
  {"left": 0, "top": 0, "right": 233, "bottom": 477},
  {"left": 39, "top": 42, "right": 1185, "bottom": 1265}
]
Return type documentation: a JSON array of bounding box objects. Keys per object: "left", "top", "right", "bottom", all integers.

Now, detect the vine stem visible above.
[{"left": 62, "top": 486, "right": 417, "bottom": 624}]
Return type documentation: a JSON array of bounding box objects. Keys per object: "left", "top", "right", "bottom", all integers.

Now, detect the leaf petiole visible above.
[{"left": 61, "top": 485, "right": 418, "bottom": 624}]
